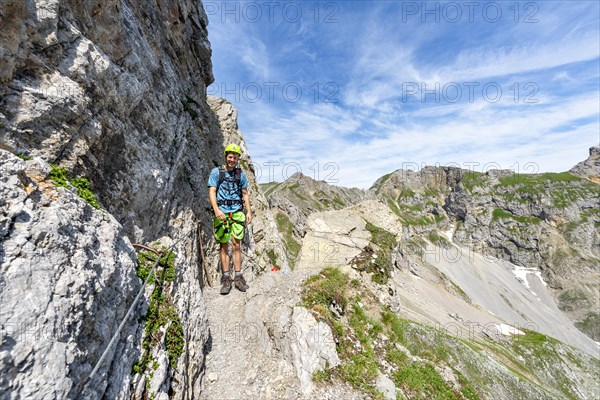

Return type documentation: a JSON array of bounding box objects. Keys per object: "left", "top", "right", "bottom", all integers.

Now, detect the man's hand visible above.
[
  {"left": 215, "top": 209, "right": 225, "bottom": 221},
  {"left": 246, "top": 211, "right": 252, "bottom": 225}
]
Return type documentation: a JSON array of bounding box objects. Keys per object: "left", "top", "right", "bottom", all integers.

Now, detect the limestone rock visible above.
[
  {"left": 371, "top": 161, "right": 600, "bottom": 341},
  {"left": 262, "top": 172, "right": 374, "bottom": 267},
  {"left": 1, "top": 0, "right": 214, "bottom": 242},
  {"left": 350, "top": 199, "right": 403, "bottom": 238},
  {"left": 0, "top": 150, "right": 142, "bottom": 399},
  {"left": 289, "top": 307, "right": 340, "bottom": 395},
  {"left": 570, "top": 145, "right": 600, "bottom": 183},
  {"left": 0, "top": 1, "right": 247, "bottom": 398},
  {"left": 376, "top": 370, "right": 397, "bottom": 400},
  {"left": 296, "top": 210, "right": 370, "bottom": 270},
  {"left": 146, "top": 348, "right": 170, "bottom": 398}
]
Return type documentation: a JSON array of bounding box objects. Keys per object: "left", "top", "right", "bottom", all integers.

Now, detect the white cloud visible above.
[
  {"left": 245, "top": 91, "right": 598, "bottom": 188},
  {"left": 432, "top": 33, "right": 600, "bottom": 83}
]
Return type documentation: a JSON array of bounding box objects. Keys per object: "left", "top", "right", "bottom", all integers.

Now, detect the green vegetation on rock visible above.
[
  {"left": 266, "top": 248, "right": 279, "bottom": 268},
  {"left": 496, "top": 172, "right": 598, "bottom": 209},
  {"left": 510, "top": 329, "right": 597, "bottom": 399},
  {"left": 558, "top": 289, "right": 591, "bottom": 312},
  {"left": 373, "top": 173, "right": 393, "bottom": 194},
  {"left": 427, "top": 230, "right": 451, "bottom": 248},
  {"left": 133, "top": 248, "right": 182, "bottom": 375},
  {"left": 398, "top": 188, "right": 415, "bottom": 198},
  {"left": 423, "top": 187, "right": 440, "bottom": 198},
  {"left": 165, "top": 316, "right": 185, "bottom": 368},
  {"left": 287, "top": 182, "right": 308, "bottom": 201},
  {"left": 17, "top": 153, "right": 32, "bottom": 161},
  {"left": 301, "top": 267, "right": 349, "bottom": 340},
  {"left": 302, "top": 268, "right": 480, "bottom": 399},
  {"left": 275, "top": 212, "right": 301, "bottom": 269},
  {"left": 575, "top": 312, "right": 600, "bottom": 341},
  {"left": 261, "top": 181, "right": 282, "bottom": 197},
  {"left": 401, "top": 213, "right": 445, "bottom": 226},
  {"left": 499, "top": 172, "right": 583, "bottom": 186},
  {"left": 492, "top": 209, "right": 541, "bottom": 224},
  {"left": 49, "top": 165, "right": 100, "bottom": 209},
  {"left": 461, "top": 171, "right": 487, "bottom": 192},
  {"left": 386, "top": 198, "right": 403, "bottom": 218},
  {"left": 302, "top": 267, "right": 599, "bottom": 399},
  {"left": 364, "top": 222, "right": 397, "bottom": 284}
]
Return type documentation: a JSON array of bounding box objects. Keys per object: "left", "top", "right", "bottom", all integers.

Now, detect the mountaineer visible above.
[{"left": 208, "top": 143, "right": 252, "bottom": 294}]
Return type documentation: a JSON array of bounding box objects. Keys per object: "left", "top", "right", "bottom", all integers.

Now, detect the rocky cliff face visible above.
[
  {"left": 571, "top": 145, "right": 600, "bottom": 183},
  {"left": 369, "top": 150, "right": 600, "bottom": 342},
  {"left": 0, "top": 151, "right": 142, "bottom": 398},
  {"left": 0, "top": 1, "right": 284, "bottom": 399},
  {"left": 1, "top": 0, "right": 214, "bottom": 240}
]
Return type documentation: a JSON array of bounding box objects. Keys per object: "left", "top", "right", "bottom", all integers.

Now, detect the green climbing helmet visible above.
[{"left": 224, "top": 143, "right": 242, "bottom": 156}]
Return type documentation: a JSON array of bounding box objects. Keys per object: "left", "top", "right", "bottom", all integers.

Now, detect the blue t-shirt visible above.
[{"left": 208, "top": 167, "right": 248, "bottom": 213}]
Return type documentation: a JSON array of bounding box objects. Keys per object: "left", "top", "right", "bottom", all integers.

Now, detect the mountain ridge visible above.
[{"left": 262, "top": 147, "right": 600, "bottom": 344}]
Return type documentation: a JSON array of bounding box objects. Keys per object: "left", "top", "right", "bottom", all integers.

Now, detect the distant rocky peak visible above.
[
  {"left": 570, "top": 145, "right": 600, "bottom": 183},
  {"left": 370, "top": 165, "right": 464, "bottom": 196},
  {"left": 287, "top": 171, "right": 308, "bottom": 183}
]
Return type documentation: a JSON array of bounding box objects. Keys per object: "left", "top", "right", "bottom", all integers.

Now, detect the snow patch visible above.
[
  {"left": 511, "top": 264, "right": 547, "bottom": 299},
  {"left": 443, "top": 224, "right": 455, "bottom": 241},
  {"left": 495, "top": 323, "right": 525, "bottom": 336},
  {"left": 513, "top": 265, "right": 533, "bottom": 288}
]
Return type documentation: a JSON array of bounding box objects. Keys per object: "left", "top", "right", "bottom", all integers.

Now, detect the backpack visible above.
[{"left": 216, "top": 166, "right": 244, "bottom": 209}]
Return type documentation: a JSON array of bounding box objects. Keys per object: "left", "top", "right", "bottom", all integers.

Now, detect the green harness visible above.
[{"left": 213, "top": 211, "right": 246, "bottom": 243}]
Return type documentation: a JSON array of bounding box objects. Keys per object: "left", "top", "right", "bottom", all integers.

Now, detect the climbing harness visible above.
[
  {"left": 216, "top": 166, "right": 244, "bottom": 210},
  {"left": 213, "top": 211, "right": 246, "bottom": 244}
]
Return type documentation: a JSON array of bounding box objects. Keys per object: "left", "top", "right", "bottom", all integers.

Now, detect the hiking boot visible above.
[
  {"left": 220, "top": 274, "right": 232, "bottom": 295},
  {"left": 234, "top": 274, "right": 249, "bottom": 292}
]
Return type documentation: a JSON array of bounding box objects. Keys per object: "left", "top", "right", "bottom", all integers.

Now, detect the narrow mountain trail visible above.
[
  {"left": 199, "top": 271, "right": 302, "bottom": 399},
  {"left": 198, "top": 208, "right": 378, "bottom": 399},
  {"left": 199, "top": 269, "right": 363, "bottom": 399}
]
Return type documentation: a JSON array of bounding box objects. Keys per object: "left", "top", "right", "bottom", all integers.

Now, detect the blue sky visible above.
[{"left": 204, "top": 1, "right": 600, "bottom": 188}]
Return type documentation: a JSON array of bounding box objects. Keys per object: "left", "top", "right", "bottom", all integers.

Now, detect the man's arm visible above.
[
  {"left": 209, "top": 187, "right": 225, "bottom": 221},
  {"left": 242, "top": 188, "right": 252, "bottom": 224}
]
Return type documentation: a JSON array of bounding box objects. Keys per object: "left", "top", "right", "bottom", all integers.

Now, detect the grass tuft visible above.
[{"left": 49, "top": 165, "right": 100, "bottom": 209}]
